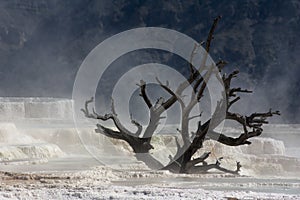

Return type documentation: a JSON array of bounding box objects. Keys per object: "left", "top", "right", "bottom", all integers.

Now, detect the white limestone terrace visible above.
[
  {"left": 0, "top": 122, "right": 64, "bottom": 165},
  {"left": 0, "top": 98, "right": 73, "bottom": 165},
  {"left": 0, "top": 97, "right": 74, "bottom": 122},
  {"left": 0, "top": 97, "right": 299, "bottom": 179}
]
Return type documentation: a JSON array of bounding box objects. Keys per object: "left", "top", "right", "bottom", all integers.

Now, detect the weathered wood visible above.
[{"left": 82, "top": 17, "right": 279, "bottom": 175}]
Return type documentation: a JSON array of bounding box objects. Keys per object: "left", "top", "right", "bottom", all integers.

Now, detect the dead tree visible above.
[{"left": 81, "top": 16, "right": 280, "bottom": 174}]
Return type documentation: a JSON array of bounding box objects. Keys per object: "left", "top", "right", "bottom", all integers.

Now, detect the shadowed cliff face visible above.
[{"left": 0, "top": 0, "right": 299, "bottom": 123}]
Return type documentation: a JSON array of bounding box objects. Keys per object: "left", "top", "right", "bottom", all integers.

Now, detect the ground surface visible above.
[{"left": 1, "top": 167, "right": 300, "bottom": 200}]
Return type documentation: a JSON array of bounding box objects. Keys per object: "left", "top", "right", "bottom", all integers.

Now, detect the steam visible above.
[{"left": 0, "top": 0, "right": 299, "bottom": 124}]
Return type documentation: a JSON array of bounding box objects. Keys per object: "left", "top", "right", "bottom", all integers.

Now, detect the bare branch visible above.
[
  {"left": 95, "top": 124, "right": 125, "bottom": 140},
  {"left": 210, "top": 127, "right": 262, "bottom": 146},
  {"left": 223, "top": 70, "right": 239, "bottom": 89},
  {"left": 188, "top": 44, "right": 199, "bottom": 78},
  {"left": 130, "top": 114, "right": 143, "bottom": 136},
  {"left": 186, "top": 152, "right": 211, "bottom": 168},
  {"left": 81, "top": 97, "right": 95, "bottom": 118},
  {"left": 205, "top": 16, "right": 222, "bottom": 52},
  {"left": 159, "top": 17, "right": 222, "bottom": 112},
  {"left": 137, "top": 80, "right": 152, "bottom": 108},
  {"left": 209, "top": 109, "right": 280, "bottom": 146},
  {"left": 190, "top": 157, "right": 241, "bottom": 175},
  {"left": 81, "top": 97, "right": 137, "bottom": 136},
  {"left": 216, "top": 60, "right": 228, "bottom": 71},
  {"left": 110, "top": 97, "right": 117, "bottom": 115},
  {"left": 246, "top": 109, "right": 280, "bottom": 128},
  {"left": 228, "top": 96, "right": 240, "bottom": 109},
  {"left": 229, "top": 87, "right": 252, "bottom": 97},
  {"left": 155, "top": 77, "right": 185, "bottom": 109}
]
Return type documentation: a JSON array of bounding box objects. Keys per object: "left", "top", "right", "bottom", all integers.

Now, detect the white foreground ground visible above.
[{"left": 1, "top": 167, "right": 300, "bottom": 200}]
